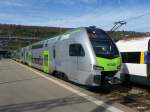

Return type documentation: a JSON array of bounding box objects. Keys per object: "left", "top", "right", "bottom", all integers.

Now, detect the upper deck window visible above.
[{"left": 31, "top": 43, "right": 43, "bottom": 49}]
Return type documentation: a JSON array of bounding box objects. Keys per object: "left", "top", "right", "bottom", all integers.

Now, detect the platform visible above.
[{"left": 0, "top": 59, "right": 135, "bottom": 112}]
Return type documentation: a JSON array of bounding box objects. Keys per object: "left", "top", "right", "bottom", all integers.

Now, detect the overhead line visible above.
[{"left": 125, "top": 12, "right": 150, "bottom": 22}]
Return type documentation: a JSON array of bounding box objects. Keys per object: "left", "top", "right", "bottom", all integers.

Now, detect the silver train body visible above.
[
  {"left": 116, "top": 37, "right": 150, "bottom": 86},
  {"left": 14, "top": 27, "right": 122, "bottom": 86}
]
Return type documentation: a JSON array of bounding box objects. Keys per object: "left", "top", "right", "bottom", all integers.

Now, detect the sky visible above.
[{"left": 0, "top": 0, "right": 150, "bottom": 32}]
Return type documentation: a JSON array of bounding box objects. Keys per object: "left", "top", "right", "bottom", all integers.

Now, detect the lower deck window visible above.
[{"left": 32, "top": 57, "right": 43, "bottom": 65}]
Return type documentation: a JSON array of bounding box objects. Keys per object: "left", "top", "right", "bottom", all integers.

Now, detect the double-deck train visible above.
[
  {"left": 116, "top": 37, "right": 150, "bottom": 86},
  {"left": 13, "top": 27, "right": 123, "bottom": 86}
]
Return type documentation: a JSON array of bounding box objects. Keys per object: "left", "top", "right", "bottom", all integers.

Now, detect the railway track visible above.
[
  {"left": 53, "top": 72, "right": 150, "bottom": 112},
  {"left": 28, "top": 67, "right": 150, "bottom": 112},
  {"left": 89, "top": 84, "right": 150, "bottom": 112}
]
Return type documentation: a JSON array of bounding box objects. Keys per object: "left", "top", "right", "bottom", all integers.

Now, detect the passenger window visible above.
[
  {"left": 31, "top": 44, "right": 43, "bottom": 49},
  {"left": 145, "top": 52, "right": 150, "bottom": 64},
  {"left": 53, "top": 48, "right": 56, "bottom": 59},
  {"left": 121, "top": 52, "right": 140, "bottom": 63},
  {"left": 69, "top": 44, "right": 85, "bottom": 56}
]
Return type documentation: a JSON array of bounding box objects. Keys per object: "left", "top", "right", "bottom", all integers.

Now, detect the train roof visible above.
[
  {"left": 116, "top": 36, "right": 150, "bottom": 52},
  {"left": 23, "top": 27, "right": 84, "bottom": 48},
  {"left": 24, "top": 27, "right": 106, "bottom": 49}
]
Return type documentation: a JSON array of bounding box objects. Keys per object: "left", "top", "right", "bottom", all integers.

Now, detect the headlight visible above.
[
  {"left": 117, "top": 65, "right": 121, "bottom": 69},
  {"left": 93, "top": 65, "right": 104, "bottom": 71}
]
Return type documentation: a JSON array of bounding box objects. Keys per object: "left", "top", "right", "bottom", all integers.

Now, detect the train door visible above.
[
  {"left": 28, "top": 51, "right": 32, "bottom": 66},
  {"left": 147, "top": 40, "right": 150, "bottom": 77},
  {"left": 23, "top": 49, "right": 26, "bottom": 63},
  {"left": 52, "top": 46, "right": 56, "bottom": 70},
  {"left": 43, "top": 50, "right": 50, "bottom": 73},
  {"left": 77, "top": 45, "right": 90, "bottom": 72},
  {"left": 76, "top": 44, "right": 92, "bottom": 84},
  {"left": 69, "top": 43, "right": 78, "bottom": 81}
]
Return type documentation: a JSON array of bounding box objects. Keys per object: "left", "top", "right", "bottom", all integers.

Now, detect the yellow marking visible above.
[{"left": 140, "top": 52, "right": 144, "bottom": 64}]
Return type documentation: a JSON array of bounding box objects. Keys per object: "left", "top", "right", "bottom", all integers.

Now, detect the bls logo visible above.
[{"left": 107, "top": 63, "right": 116, "bottom": 66}]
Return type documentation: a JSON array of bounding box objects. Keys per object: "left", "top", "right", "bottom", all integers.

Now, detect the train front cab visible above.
[
  {"left": 52, "top": 28, "right": 122, "bottom": 86},
  {"left": 86, "top": 27, "right": 122, "bottom": 86}
]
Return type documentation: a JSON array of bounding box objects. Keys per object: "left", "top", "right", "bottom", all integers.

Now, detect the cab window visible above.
[{"left": 69, "top": 44, "right": 85, "bottom": 56}]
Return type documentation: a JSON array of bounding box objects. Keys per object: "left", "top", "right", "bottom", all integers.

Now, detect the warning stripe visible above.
[{"left": 140, "top": 51, "right": 144, "bottom": 64}]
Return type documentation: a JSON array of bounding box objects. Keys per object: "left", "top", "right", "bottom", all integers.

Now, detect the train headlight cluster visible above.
[
  {"left": 117, "top": 65, "right": 121, "bottom": 70},
  {"left": 93, "top": 65, "right": 104, "bottom": 71}
]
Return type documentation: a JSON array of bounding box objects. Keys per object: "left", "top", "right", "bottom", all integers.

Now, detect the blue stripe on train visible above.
[{"left": 144, "top": 52, "right": 150, "bottom": 64}]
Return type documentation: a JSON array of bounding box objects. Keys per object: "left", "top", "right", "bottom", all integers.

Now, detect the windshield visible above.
[{"left": 87, "top": 28, "right": 119, "bottom": 58}]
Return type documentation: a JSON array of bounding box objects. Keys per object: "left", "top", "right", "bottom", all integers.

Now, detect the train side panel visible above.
[
  {"left": 52, "top": 28, "right": 97, "bottom": 85},
  {"left": 116, "top": 37, "right": 150, "bottom": 86}
]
